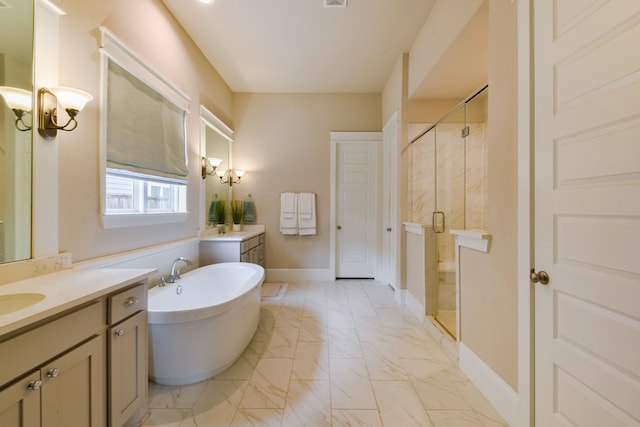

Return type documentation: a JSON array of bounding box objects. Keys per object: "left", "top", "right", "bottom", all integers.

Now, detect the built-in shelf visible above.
[
  {"left": 450, "top": 229, "right": 491, "bottom": 253},
  {"left": 403, "top": 222, "right": 429, "bottom": 236}
]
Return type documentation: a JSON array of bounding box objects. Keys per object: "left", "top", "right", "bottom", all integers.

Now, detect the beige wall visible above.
[
  {"left": 459, "top": 0, "right": 518, "bottom": 389},
  {"left": 53, "top": 0, "right": 233, "bottom": 262},
  {"left": 382, "top": 54, "right": 405, "bottom": 125},
  {"left": 232, "top": 93, "right": 381, "bottom": 269},
  {"left": 407, "top": 0, "right": 484, "bottom": 98}
]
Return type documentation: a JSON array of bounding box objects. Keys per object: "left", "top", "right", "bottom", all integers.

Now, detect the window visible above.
[
  {"left": 99, "top": 27, "right": 190, "bottom": 228},
  {"left": 105, "top": 170, "right": 186, "bottom": 214}
]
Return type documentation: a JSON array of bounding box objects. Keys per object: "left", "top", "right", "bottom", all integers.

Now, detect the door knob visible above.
[
  {"left": 47, "top": 368, "right": 60, "bottom": 378},
  {"left": 386, "top": 227, "right": 392, "bottom": 232},
  {"left": 530, "top": 269, "right": 550, "bottom": 285},
  {"left": 337, "top": 225, "right": 342, "bottom": 230}
]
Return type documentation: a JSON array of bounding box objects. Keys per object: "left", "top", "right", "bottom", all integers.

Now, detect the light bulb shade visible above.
[
  {"left": 234, "top": 170, "right": 245, "bottom": 178},
  {"left": 48, "top": 86, "right": 93, "bottom": 112},
  {"left": 216, "top": 169, "right": 226, "bottom": 178},
  {"left": 208, "top": 157, "right": 223, "bottom": 168},
  {"left": 0, "top": 87, "right": 32, "bottom": 112}
]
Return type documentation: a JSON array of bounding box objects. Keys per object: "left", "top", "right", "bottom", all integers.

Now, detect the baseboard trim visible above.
[
  {"left": 459, "top": 342, "right": 518, "bottom": 426},
  {"left": 404, "top": 289, "right": 424, "bottom": 321},
  {"left": 265, "top": 268, "right": 333, "bottom": 282},
  {"left": 423, "top": 316, "right": 458, "bottom": 362}
]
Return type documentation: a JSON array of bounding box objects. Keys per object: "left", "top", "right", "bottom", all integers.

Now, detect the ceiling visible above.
[{"left": 161, "top": 0, "right": 438, "bottom": 94}]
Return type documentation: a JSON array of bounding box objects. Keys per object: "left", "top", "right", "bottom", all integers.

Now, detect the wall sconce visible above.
[
  {"left": 37, "top": 86, "right": 93, "bottom": 140},
  {"left": 216, "top": 169, "right": 245, "bottom": 186},
  {"left": 0, "top": 86, "right": 32, "bottom": 131},
  {"left": 201, "top": 156, "right": 223, "bottom": 180}
]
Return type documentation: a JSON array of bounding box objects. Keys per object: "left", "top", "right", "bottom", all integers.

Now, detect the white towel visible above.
[
  {"left": 297, "top": 193, "right": 316, "bottom": 235},
  {"left": 280, "top": 193, "right": 298, "bottom": 234}
]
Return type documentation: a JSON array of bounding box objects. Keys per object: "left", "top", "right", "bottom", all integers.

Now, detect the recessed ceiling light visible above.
[{"left": 324, "top": 0, "right": 347, "bottom": 7}]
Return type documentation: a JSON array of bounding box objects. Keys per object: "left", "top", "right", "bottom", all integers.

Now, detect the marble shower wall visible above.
[
  {"left": 465, "top": 122, "right": 489, "bottom": 231},
  {"left": 408, "top": 121, "right": 488, "bottom": 266}
]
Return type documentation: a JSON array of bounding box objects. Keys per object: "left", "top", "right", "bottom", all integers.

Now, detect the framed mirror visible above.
[
  {"left": 199, "top": 106, "right": 232, "bottom": 228},
  {"left": 0, "top": 0, "right": 33, "bottom": 263}
]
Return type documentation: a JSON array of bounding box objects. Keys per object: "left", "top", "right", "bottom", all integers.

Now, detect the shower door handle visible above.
[{"left": 432, "top": 211, "right": 445, "bottom": 233}]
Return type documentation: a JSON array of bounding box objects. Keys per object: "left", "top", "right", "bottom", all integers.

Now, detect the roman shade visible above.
[{"left": 106, "top": 59, "right": 188, "bottom": 178}]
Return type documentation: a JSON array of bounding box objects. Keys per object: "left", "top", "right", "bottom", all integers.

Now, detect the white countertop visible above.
[
  {"left": 200, "top": 224, "right": 265, "bottom": 242},
  {"left": 0, "top": 267, "right": 156, "bottom": 337},
  {"left": 200, "top": 230, "right": 263, "bottom": 242}
]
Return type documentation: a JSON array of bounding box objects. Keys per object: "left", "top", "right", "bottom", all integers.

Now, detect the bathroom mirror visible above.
[
  {"left": 200, "top": 106, "right": 232, "bottom": 228},
  {"left": 0, "top": 0, "right": 33, "bottom": 263}
]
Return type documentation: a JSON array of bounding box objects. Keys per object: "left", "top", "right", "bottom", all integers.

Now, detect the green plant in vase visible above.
[
  {"left": 214, "top": 199, "right": 226, "bottom": 232},
  {"left": 230, "top": 200, "right": 243, "bottom": 231}
]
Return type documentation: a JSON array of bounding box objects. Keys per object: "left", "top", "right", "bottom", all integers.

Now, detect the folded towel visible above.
[
  {"left": 297, "top": 193, "right": 316, "bottom": 235},
  {"left": 280, "top": 193, "right": 298, "bottom": 234},
  {"left": 243, "top": 200, "right": 256, "bottom": 222}
]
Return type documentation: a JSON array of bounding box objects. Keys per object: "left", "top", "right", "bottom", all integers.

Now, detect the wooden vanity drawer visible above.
[{"left": 109, "top": 282, "right": 147, "bottom": 325}]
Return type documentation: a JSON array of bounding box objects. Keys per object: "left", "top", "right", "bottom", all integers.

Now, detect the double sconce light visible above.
[
  {"left": 201, "top": 156, "right": 245, "bottom": 186},
  {"left": 37, "top": 86, "right": 93, "bottom": 140},
  {"left": 0, "top": 85, "right": 92, "bottom": 140},
  {"left": 217, "top": 168, "right": 245, "bottom": 186},
  {"left": 0, "top": 86, "right": 33, "bottom": 132},
  {"left": 201, "top": 156, "right": 223, "bottom": 179}
]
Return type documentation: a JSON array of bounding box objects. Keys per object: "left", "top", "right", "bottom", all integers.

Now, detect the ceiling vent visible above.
[{"left": 324, "top": 0, "right": 347, "bottom": 8}]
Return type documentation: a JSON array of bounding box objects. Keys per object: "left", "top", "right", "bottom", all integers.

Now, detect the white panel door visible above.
[
  {"left": 336, "top": 140, "right": 379, "bottom": 278},
  {"left": 534, "top": 1, "right": 640, "bottom": 426}
]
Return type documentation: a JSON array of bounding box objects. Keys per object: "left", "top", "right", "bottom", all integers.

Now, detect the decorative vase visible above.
[{"left": 232, "top": 223, "right": 242, "bottom": 232}]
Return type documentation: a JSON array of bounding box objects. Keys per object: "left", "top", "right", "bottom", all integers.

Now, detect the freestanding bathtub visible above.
[{"left": 147, "top": 262, "right": 264, "bottom": 385}]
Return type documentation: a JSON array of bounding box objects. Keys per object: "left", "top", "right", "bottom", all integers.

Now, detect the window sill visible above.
[{"left": 101, "top": 212, "right": 188, "bottom": 229}]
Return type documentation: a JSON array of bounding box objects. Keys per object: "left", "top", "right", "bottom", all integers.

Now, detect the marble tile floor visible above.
[{"left": 142, "top": 280, "right": 508, "bottom": 427}]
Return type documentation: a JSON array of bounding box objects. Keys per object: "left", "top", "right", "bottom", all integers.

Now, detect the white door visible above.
[
  {"left": 382, "top": 112, "right": 399, "bottom": 288},
  {"left": 334, "top": 135, "right": 380, "bottom": 278},
  {"left": 534, "top": 2, "right": 640, "bottom": 426}
]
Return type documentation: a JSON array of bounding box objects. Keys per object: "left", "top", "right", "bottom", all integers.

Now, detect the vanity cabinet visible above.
[
  {"left": 0, "top": 302, "right": 106, "bottom": 427},
  {"left": 40, "top": 335, "right": 105, "bottom": 427},
  {"left": 108, "top": 283, "right": 147, "bottom": 427},
  {"left": 200, "top": 232, "right": 265, "bottom": 266},
  {"left": 0, "top": 274, "right": 151, "bottom": 427},
  {"left": 0, "top": 371, "right": 41, "bottom": 427}
]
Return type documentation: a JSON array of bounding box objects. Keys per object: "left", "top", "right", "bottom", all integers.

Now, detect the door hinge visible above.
[{"left": 461, "top": 126, "right": 470, "bottom": 138}]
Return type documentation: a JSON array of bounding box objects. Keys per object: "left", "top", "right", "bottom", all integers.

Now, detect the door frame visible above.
[
  {"left": 329, "top": 132, "right": 383, "bottom": 280},
  {"left": 516, "top": 1, "right": 533, "bottom": 425},
  {"left": 381, "top": 112, "right": 400, "bottom": 289}
]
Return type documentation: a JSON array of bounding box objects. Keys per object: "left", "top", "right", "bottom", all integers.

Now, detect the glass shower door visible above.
[{"left": 433, "top": 103, "right": 466, "bottom": 339}]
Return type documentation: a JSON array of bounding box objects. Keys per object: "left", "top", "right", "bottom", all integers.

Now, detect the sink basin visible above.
[{"left": 0, "top": 293, "right": 46, "bottom": 316}]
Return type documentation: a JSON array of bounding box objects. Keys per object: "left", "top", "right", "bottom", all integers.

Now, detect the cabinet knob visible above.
[
  {"left": 114, "top": 329, "right": 125, "bottom": 337},
  {"left": 123, "top": 296, "right": 139, "bottom": 308},
  {"left": 47, "top": 368, "right": 60, "bottom": 378},
  {"left": 27, "top": 380, "right": 43, "bottom": 390}
]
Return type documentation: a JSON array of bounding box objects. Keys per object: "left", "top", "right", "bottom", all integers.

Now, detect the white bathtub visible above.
[{"left": 147, "top": 262, "right": 264, "bottom": 385}]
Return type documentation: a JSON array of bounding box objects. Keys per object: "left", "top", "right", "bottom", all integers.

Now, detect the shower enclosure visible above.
[{"left": 408, "top": 86, "right": 488, "bottom": 339}]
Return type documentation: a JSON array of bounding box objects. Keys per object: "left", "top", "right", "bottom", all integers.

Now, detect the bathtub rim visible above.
[{"left": 147, "top": 262, "right": 264, "bottom": 325}]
